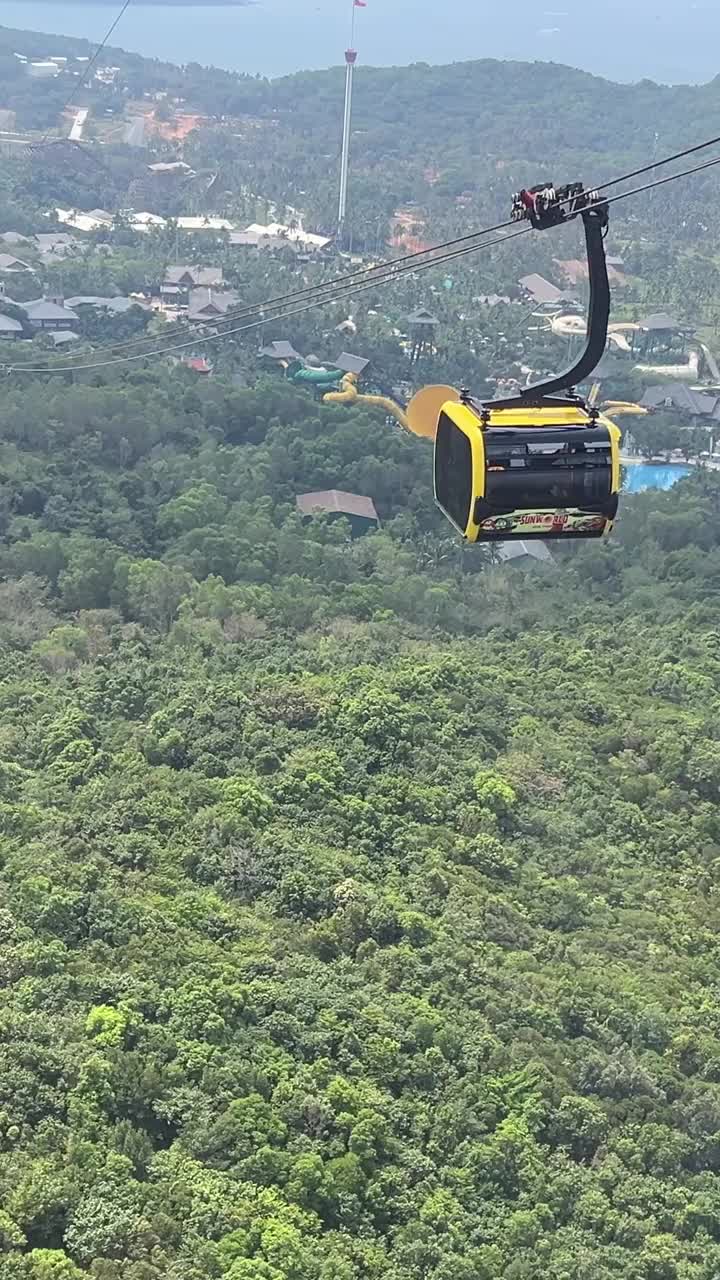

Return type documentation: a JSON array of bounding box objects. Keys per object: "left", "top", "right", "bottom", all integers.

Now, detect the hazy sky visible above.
[{"left": 3, "top": 0, "right": 720, "bottom": 82}]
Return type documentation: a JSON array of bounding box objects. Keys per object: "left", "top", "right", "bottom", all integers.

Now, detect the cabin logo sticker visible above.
[{"left": 480, "top": 511, "right": 607, "bottom": 535}]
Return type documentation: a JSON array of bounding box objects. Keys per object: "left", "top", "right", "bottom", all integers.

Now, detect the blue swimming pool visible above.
[{"left": 622, "top": 464, "right": 692, "bottom": 494}]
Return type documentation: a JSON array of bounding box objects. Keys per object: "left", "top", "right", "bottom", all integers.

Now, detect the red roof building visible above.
[{"left": 296, "top": 489, "right": 379, "bottom": 535}]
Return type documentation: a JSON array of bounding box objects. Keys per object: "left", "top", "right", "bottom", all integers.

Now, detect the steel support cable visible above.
[
  {"left": 34, "top": 215, "right": 522, "bottom": 366},
  {"left": 558, "top": 152, "right": 720, "bottom": 222},
  {"left": 39, "top": 0, "right": 133, "bottom": 143},
  {"left": 33, "top": 129, "right": 720, "bottom": 366},
  {"left": 11, "top": 147, "right": 720, "bottom": 375},
  {"left": 6, "top": 228, "right": 530, "bottom": 374},
  {"left": 595, "top": 131, "right": 720, "bottom": 194},
  {"left": 603, "top": 153, "right": 720, "bottom": 207}
]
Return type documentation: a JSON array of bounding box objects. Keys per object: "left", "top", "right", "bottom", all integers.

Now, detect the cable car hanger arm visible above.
[{"left": 486, "top": 182, "right": 610, "bottom": 410}]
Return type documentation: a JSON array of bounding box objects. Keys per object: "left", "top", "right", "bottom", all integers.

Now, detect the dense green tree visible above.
[{"left": 1, "top": 22, "right": 720, "bottom": 1280}]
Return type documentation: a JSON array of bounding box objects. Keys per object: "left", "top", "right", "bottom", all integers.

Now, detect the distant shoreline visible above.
[{"left": 26, "top": 1, "right": 256, "bottom": 5}]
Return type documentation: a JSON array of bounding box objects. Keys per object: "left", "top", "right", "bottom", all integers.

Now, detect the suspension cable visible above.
[
  {"left": 6, "top": 229, "right": 529, "bottom": 374},
  {"left": 10, "top": 143, "right": 720, "bottom": 376},
  {"left": 604, "top": 152, "right": 720, "bottom": 209},
  {"left": 598, "top": 132, "right": 720, "bottom": 194},
  {"left": 40, "top": 0, "right": 133, "bottom": 144},
  {"left": 36, "top": 214, "right": 522, "bottom": 366},
  {"left": 34, "top": 129, "right": 720, "bottom": 368}
]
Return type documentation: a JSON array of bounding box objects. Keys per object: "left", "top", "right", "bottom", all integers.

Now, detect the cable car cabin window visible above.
[
  {"left": 435, "top": 412, "right": 473, "bottom": 531},
  {"left": 484, "top": 428, "right": 612, "bottom": 511}
]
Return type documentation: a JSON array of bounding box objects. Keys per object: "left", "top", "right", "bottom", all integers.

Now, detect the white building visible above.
[
  {"left": 27, "top": 61, "right": 61, "bottom": 79},
  {"left": 55, "top": 208, "right": 114, "bottom": 233},
  {"left": 244, "top": 221, "right": 331, "bottom": 249},
  {"left": 176, "top": 216, "right": 235, "bottom": 232},
  {"left": 129, "top": 211, "right": 167, "bottom": 232}
]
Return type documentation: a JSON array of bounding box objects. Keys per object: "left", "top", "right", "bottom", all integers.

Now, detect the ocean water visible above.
[
  {"left": 623, "top": 463, "right": 691, "bottom": 494},
  {"left": 2, "top": 0, "right": 720, "bottom": 82}
]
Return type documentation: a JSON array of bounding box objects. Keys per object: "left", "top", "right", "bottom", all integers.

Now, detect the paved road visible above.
[{"left": 69, "top": 107, "right": 89, "bottom": 141}]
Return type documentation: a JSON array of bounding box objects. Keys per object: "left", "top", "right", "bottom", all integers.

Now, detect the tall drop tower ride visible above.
[{"left": 337, "top": 0, "right": 364, "bottom": 246}]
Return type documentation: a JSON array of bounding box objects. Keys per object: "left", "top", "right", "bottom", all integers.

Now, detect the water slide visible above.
[
  {"left": 551, "top": 314, "right": 709, "bottom": 379},
  {"left": 634, "top": 349, "right": 700, "bottom": 378},
  {"left": 286, "top": 358, "right": 344, "bottom": 387},
  {"left": 588, "top": 384, "right": 647, "bottom": 418},
  {"left": 282, "top": 355, "right": 417, "bottom": 431},
  {"left": 323, "top": 373, "right": 410, "bottom": 429},
  {"left": 602, "top": 401, "right": 648, "bottom": 416},
  {"left": 549, "top": 314, "right": 638, "bottom": 353}
]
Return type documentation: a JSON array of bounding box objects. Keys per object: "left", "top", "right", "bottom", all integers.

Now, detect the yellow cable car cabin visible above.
[
  {"left": 434, "top": 399, "right": 621, "bottom": 542},
  {"left": 431, "top": 180, "right": 622, "bottom": 543}
]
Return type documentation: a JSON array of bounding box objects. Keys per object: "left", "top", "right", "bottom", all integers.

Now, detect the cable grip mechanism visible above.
[{"left": 511, "top": 181, "right": 607, "bottom": 230}]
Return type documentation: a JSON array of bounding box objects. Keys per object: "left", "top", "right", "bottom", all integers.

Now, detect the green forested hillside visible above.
[
  {"left": 3, "top": 24, "right": 720, "bottom": 1279},
  {"left": 4, "top": 19, "right": 720, "bottom": 251},
  {"left": 2, "top": 358, "right": 720, "bottom": 1278},
  {"left": 165, "top": 58, "right": 720, "bottom": 243}
]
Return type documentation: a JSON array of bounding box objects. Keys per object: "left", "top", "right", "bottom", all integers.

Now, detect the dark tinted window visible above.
[
  {"left": 485, "top": 464, "right": 610, "bottom": 509},
  {"left": 484, "top": 426, "right": 611, "bottom": 510},
  {"left": 435, "top": 412, "right": 473, "bottom": 531}
]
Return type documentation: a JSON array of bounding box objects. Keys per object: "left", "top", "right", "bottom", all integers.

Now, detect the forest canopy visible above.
[
  {"left": 1, "top": 20, "right": 720, "bottom": 1280},
  {"left": 0, "top": 352, "right": 719, "bottom": 1279}
]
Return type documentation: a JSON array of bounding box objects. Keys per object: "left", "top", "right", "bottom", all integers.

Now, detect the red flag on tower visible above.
[{"left": 354, "top": 2, "right": 367, "bottom": 8}]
